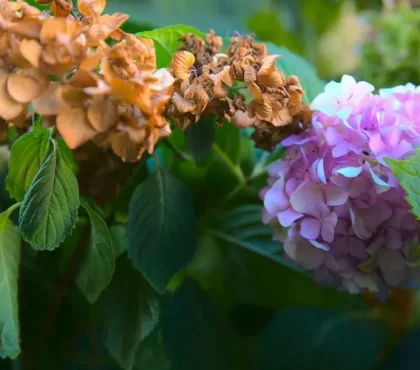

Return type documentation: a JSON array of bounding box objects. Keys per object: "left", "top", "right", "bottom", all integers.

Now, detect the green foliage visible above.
[
  {"left": 127, "top": 166, "right": 197, "bottom": 293},
  {"left": 0, "top": 204, "right": 21, "bottom": 359},
  {"left": 6, "top": 129, "right": 51, "bottom": 201},
  {"left": 137, "top": 25, "right": 205, "bottom": 67},
  {"left": 76, "top": 201, "right": 115, "bottom": 304},
  {"left": 256, "top": 308, "right": 389, "bottom": 370},
  {"left": 161, "top": 279, "right": 252, "bottom": 370},
  {"left": 100, "top": 257, "right": 160, "bottom": 370},
  {"left": 19, "top": 138, "right": 79, "bottom": 250},
  {"left": 387, "top": 151, "right": 420, "bottom": 219},
  {"left": 185, "top": 117, "right": 215, "bottom": 164}
]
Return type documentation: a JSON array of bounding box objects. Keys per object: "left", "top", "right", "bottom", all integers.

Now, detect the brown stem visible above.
[{"left": 22, "top": 226, "right": 90, "bottom": 370}]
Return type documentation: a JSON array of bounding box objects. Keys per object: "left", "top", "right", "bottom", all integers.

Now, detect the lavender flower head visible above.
[{"left": 260, "top": 75, "right": 420, "bottom": 294}]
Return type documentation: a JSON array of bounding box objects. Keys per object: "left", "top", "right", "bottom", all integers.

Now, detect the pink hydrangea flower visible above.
[{"left": 261, "top": 77, "right": 420, "bottom": 293}]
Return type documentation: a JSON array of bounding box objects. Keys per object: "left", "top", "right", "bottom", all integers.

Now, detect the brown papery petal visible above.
[
  {"left": 250, "top": 99, "right": 272, "bottom": 121},
  {"left": 98, "top": 13, "right": 129, "bottom": 31},
  {"left": 271, "top": 108, "right": 292, "bottom": 127},
  {"left": 172, "top": 92, "right": 196, "bottom": 113},
  {"left": 78, "top": 0, "right": 106, "bottom": 18},
  {"left": 231, "top": 110, "right": 256, "bottom": 128},
  {"left": 57, "top": 105, "right": 97, "bottom": 149},
  {"left": 87, "top": 96, "right": 118, "bottom": 132},
  {"left": 258, "top": 55, "right": 285, "bottom": 87},
  {"left": 32, "top": 82, "right": 63, "bottom": 116},
  {"left": 0, "top": 70, "right": 24, "bottom": 121},
  {"left": 286, "top": 75, "right": 303, "bottom": 93},
  {"left": 51, "top": 0, "right": 72, "bottom": 18},
  {"left": 247, "top": 81, "right": 263, "bottom": 100},
  {"left": 20, "top": 39, "right": 42, "bottom": 68},
  {"left": 110, "top": 130, "right": 145, "bottom": 163},
  {"left": 194, "top": 83, "right": 209, "bottom": 113},
  {"left": 244, "top": 65, "right": 257, "bottom": 82},
  {"left": 183, "top": 82, "right": 196, "bottom": 101},
  {"left": 149, "top": 69, "right": 175, "bottom": 92},
  {"left": 40, "top": 18, "right": 67, "bottom": 44},
  {"left": 118, "top": 124, "right": 148, "bottom": 144},
  {"left": 8, "top": 19, "right": 42, "bottom": 39},
  {"left": 171, "top": 51, "right": 195, "bottom": 80},
  {"left": 7, "top": 74, "right": 43, "bottom": 103}
]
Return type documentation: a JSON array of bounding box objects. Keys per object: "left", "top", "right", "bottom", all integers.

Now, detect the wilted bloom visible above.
[{"left": 261, "top": 74, "right": 420, "bottom": 293}]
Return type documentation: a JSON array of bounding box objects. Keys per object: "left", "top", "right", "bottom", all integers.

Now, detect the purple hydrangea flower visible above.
[{"left": 261, "top": 77, "right": 420, "bottom": 293}]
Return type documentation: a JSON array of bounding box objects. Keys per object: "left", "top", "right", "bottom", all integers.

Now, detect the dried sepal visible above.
[{"left": 172, "top": 92, "right": 196, "bottom": 113}]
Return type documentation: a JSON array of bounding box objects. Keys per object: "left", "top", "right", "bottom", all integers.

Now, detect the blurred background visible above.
[{"left": 106, "top": 0, "right": 420, "bottom": 89}]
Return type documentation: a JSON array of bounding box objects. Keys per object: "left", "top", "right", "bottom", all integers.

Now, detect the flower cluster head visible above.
[
  {"left": 261, "top": 75, "right": 420, "bottom": 294},
  {"left": 0, "top": 0, "right": 174, "bottom": 162}
]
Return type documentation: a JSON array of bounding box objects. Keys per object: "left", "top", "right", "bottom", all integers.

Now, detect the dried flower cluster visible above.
[
  {"left": 0, "top": 0, "right": 174, "bottom": 163},
  {"left": 261, "top": 76, "right": 420, "bottom": 294},
  {"left": 166, "top": 32, "right": 312, "bottom": 151}
]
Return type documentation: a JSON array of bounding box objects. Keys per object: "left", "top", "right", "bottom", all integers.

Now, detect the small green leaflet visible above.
[
  {"left": 137, "top": 25, "right": 205, "bottom": 68},
  {"left": 6, "top": 129, "right": 52, "bottom": 201},
  {"left": 19, "top": 139, "right": 79, "bottom": 250},
  {"left": 76, "top": 201, "right": 115, "bottom": 304},
  {"left": 185, "top": 117, "right": 215, "bottom": 164},
  {"left": 100, "top": 258, "right": 160, "bottom": 370},
  {"left": 109, "top": 224, "right": 128, "bottom": 259},
  {"left": 0, "top": 203, "right": 22, "bottom": 359},
  {"left": 386, "top": 151, "right": 420, "bottom": 219},
  {"left": 127, "top": 167, "right": 197, "bottom": 293}
]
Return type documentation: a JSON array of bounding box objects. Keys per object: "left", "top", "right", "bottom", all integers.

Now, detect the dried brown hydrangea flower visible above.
[
  {"left": 166, "top": 32, "right": 312, "bottom": 150},
  {"left": 0, "top": 0, "right": 174, "bottom": 163}
]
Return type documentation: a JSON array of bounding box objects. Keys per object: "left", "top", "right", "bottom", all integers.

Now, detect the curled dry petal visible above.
[
  {"left": 78, "top": 0, "right": 106, "bottom": 18},
  {"left": 258, "top": 55, "right": 285, "bottom": 87},
  {"left": 194, "top": 83, "right": 209, "bottom": 113},
  {"left": 20, "top": 38, "right": 42, "bottom": 67},
  {"left": 171, "top": 51, "right": 195, "bottom": 80},
  {"left": 243, "top": 64, "right": 257, "bottom": 82},
  {"left": 0, "top": 69, "right": 24, "bottom": 120},
  {"left": 172, "top": 92, "right": 196, "bottom": 113},
  {"left": 57, "top": 105, "right": 97, "bottom": 149},
  {"left": 248, "top": 81, "right": 263, "bottom": 100},
  {"left": 8, "top": 19, "right": 42, "bottom": 39},
  {"left": 117, "top": 124, "right": 147, "bottom": 144},
  {"left": 87, "top": 96, "right": 118, "bottom": 132}
]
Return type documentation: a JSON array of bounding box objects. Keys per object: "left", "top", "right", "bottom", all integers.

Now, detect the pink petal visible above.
[
  {"left": 378, "top": 249, "right": 408, "bottom": 286},
  {"left": 325, "top": 127, "right": 343, "bottom": 145},
  {"left": 300, "top": 217, "right": 321, "bottom": 240},
  {"left": 321, "top": 222, "right": 335, "bottom": 243},
  {"left": 326, "top": 186, "right": 349, "bottom": 206},
  {"left": 264, "top": 187, "right": 289, "bottom": 214},
  {"left": 385, "top": 228, "right": 403, "bottom": 250},
  {"left": 277, "top": 208, "right": 303, "bottom": 227},
  {"left": 324, "top": 212, "right": 338, "bottom": 226},
  {"left": 290, "top": 182, "right": 324, "bottom": 213},
  {"left": 284, "top": 237, "right": 325, "bottom": 270},
  {"left": 332, "top": 142, "right": 350, "bottom": 158},
  {"left": 369, "top": 134, "right": 386, "bottom": 154}
]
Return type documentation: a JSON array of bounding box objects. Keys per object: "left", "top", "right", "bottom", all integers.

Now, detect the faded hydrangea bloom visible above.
[{"left": 260, "top": 74, "right": 420, "bottom": 294}]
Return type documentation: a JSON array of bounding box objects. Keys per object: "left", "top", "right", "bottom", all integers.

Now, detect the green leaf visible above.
[
  {"left": 137, "top": 25, "right": 205, "bottom": 68},
  {"left": 56, "top": 138, "right": 78, "bottom": 175},
  {"left": 101, "top": 257, "right": 160, "bottom": 370},
  {"left": 127, "top": 167, "right": 197, "bottom": 293},
  {"left": 109, "top": 224, "right": 128, "bottom": 259},
  {"left": 185, "top": 117, "right": 215, "bottom": 164},
  {"left": 266, "top": 43, "right": 325, "bottom": 103},
  {"left": 161, "top": 279, "right": 252, "bottom": 370},
  {"left": 214, "top": 123, "right": 241, "bottom": 165},
  {"left": 6, "top": 129, "right": 51, "bottom": 201},
  {"left": 256, "top": 308, "right": 389, "bottom": 370},
  {"left": 381, "top": 328, "right": 420, "bottom": 370},
  {"left": 0, "top": 204, "right": 22, "bottom": 359},
  {"left": 211, "top": 204, "right": 361, "bottom": 310},
  {"left": 387, "top": 151, "right": 420, "bottom": 219},
  {"left": 19, "top": 140, "right": 79, "bottom": 250},
  {"left": 76, "top": 201, "right": 115, "bottom": 304}
]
